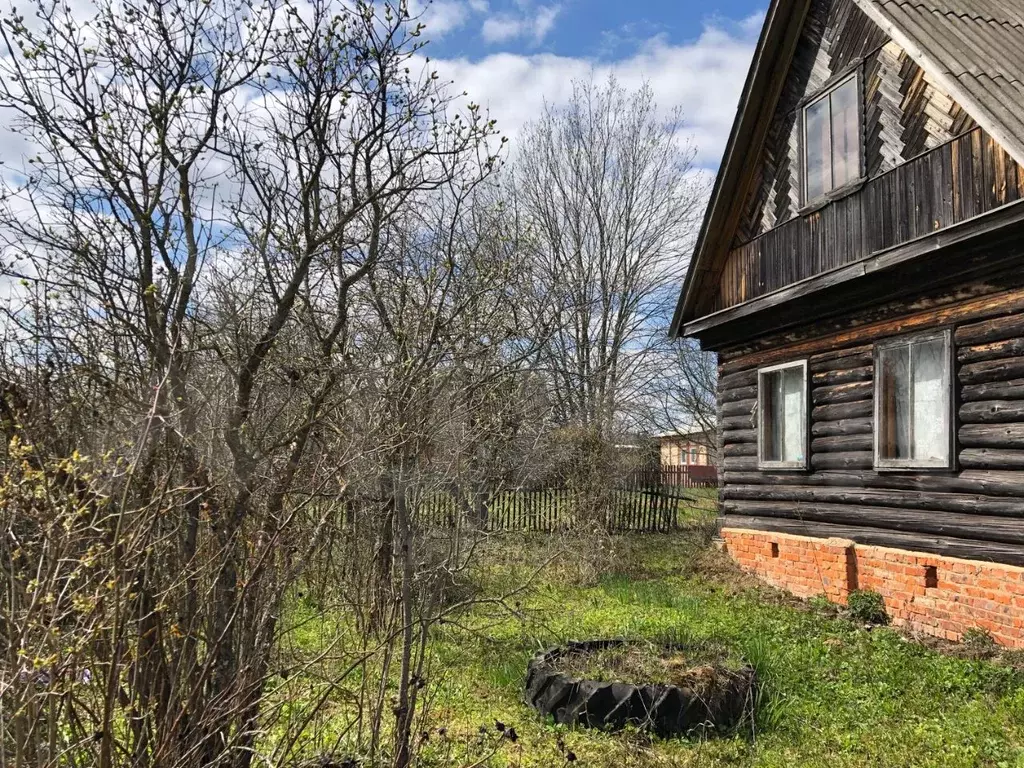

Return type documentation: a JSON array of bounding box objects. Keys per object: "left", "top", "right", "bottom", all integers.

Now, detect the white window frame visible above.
[
  {"left": 801, "top": 73, "right": 862, "bottom": 205},
  {"left": 873, "top": 329, "right": 954, "bottom": 471},
  {"left": 757, "top": 359, "right": 810, "bottom": 471}
]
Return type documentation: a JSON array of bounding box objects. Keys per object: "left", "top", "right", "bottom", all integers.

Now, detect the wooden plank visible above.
[
  {"left": 723, "top": 469, "right": 1024, "bottom": 498},
  {"left": 959, "top": 401, "right": 1024, "bottom": 424},
  {"left": 721, "top": 500, "right": 1024, "bottom": 545},
  {"left": 959, "top": 423, "right": 1024, "bottom": 448},
  {"left": 961, "top": 379, "right": 1024, "bottom": 402},
  {"left": 812, "top": 381, "right": 873, "bottom": 405},
  {"left": 959, "top": 449, "right": 1024, "bottom": 469},
  {"left": 959, "top": 357, "right": 1024, "bottom": 385},
  {"left": 722, "top": 483, "right": 1024, "bottom": 517},
  {"left": 811, "top": 451, "right": 873, "bottom": 470},
  {"left": 811, "top": 417, "right": 874, "bottom": 437}
]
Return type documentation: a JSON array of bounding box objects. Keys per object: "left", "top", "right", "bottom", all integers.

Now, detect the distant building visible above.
[{"left": 656, "top": 430, "right": 714, "bottom": 468}]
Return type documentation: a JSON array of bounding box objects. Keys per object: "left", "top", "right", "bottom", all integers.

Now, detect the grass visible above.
[{"left": 413, "top": 533, "right": 1024, "bottom": 767}]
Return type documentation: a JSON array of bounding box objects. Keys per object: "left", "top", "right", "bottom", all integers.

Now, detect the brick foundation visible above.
[{"left": 722, "top": 528, "right": 1024, "bottom": 648}]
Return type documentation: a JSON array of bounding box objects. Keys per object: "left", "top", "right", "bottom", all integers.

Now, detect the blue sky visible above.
[{"left": 418, "top": 0, "right": 767, "bottom": 170}]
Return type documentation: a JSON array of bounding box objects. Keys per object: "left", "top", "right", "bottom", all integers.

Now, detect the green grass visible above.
[{"left": 415, "top": 534, "right": 1024, "bottom": 767}]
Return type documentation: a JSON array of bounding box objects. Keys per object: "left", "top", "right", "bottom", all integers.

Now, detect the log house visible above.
[{"left": 672, "top": 0, "right": 1024, "bottom": 646}]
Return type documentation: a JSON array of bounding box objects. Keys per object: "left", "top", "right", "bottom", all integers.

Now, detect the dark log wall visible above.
[
  {"left": 736, "top": 0, "right": 976, "bottom": 242},
  {"left": 717, "top": 282, "right": 1024, "bottom": 566}
]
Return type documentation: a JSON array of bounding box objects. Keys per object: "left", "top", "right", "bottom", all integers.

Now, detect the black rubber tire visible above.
[{"left": 524, "top": 640, "right": 757, "bottom": 738}]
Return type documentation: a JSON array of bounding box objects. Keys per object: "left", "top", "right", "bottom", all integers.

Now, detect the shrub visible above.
[
  {"left": 962, "top": 627, "right": 996, "bottom": 650},
  {"left": 846, "top": 590, "right": 889, "bottom": 624}
]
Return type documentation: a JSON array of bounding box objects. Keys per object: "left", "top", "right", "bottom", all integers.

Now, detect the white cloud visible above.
[
  {"left": 437, "top": 14, "right": 762, "bottom": 169},
  {"left": 412, "top": 0, "right": 474, "bottom": 38},
  {"left": 481, "top": 3, "right": 561, "bottom": 45}
]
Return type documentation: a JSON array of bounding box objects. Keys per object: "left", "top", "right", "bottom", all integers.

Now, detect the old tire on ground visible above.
[{"left": 524, "top": 639, "right": 757, "bottom": 738}]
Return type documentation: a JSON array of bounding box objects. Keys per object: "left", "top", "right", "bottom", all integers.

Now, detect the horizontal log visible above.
[
  {"left": 958, "top": 337, "right": 1024, "bottom": 364},
  {"left": 812, "top": 381, "right": 873, "bottom": 406},
  {"left": 722, "top": 484, "right": 1024, "bottom": 517},
  {"left": 959, "top": 400, "right": 1024, "bottom": 424},
  {"left": 811, "top": 417, "right": 873, "bottom": 437},
  {"left": 724, "top": 443, "right": 757, "bottom": 457},
  {"left": 722, "top": 429, "right": 757, "bottom": 445},
  {"left": 720, "top": 385, "right": 758, "bottom": 405},
  {"left": 959, "top": 449, "right": 1024, "bottom": 469},
  {"left": 959, "top": 423, "right": 1024, "bottom": 448},
  {"left": 718, "top": 399, "right": 756, "bottom": 418},
  {"left": 960, "top": 379, "right": 1024, "bottom": 402},
  {"left": 809, "top": 347, "right": 873, "bottom": 374},
  {"left": 720, "top": 516, "right": 1024, "bottom": 564},
  {"left": 723, "top": 469, "right": 1024, "bottom": 498},
  {"left": 722, "top": 456, "right": 758, "bottom": 471},
  {"left": 810, "top": 434, "right": 873, "bottom": 453},
  {"left": 959, "top": 357, "right": 1024, "bottom": 385},
  {"left": 719, "top": 369, "right": 757, "bottom": 390},
  {"left": 955, "top": 314, "right": 1024, "bottom": 346},
  {"left": 810, "top": 451, "right": 872, "bottom": 470},
  {"left": 720, "top": 414, "right": 755, "bottom": 431},
  {"left": 812, "top": 401, "right": 873, "bottom": 422},
  {"left": 721, "top": 500, "right": 1024, "bottom": 545},
  {"left": 812, "top": 366, "right": 872, "bottom": 386}
]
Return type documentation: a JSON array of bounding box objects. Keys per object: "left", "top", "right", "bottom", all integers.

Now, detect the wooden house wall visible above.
[
  {"left": 716, "top": 128, "right": 1024, "bottom": 311},
  {"left": 716, "top": 281, "right": 1024, "bottom": 566},
  {"left": 735, "top": 0, "right": 976, "bottom": 244}
]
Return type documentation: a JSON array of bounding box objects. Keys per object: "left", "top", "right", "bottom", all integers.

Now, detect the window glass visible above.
[
  {"left": 877, "top": 335, "right": 950, "bottom": 466},
  {"left": 760, "top": 364, "right": 806, "bottom": 465},
  {"left": 805, "top": 96, "right": 831, "bottom": 202},
  {"left": 830, "top": 78, "right": 859, "bottom": 188},
  {"left": 803, "top": 76, "right": 860, "bottom": 201}
]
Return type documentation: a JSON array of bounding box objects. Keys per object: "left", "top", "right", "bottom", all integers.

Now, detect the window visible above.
[
  {"left": 874, "top": 330, "right": 953, "bottom": 470},
  {"left": 758, "top": 361, "right": 808, "bottom": 470},
  {"left": 803, "top": 75, "right": 860, "bottom": 202},
  {"left": 690, "top": 447, "right": 699, "bottom": 464}
]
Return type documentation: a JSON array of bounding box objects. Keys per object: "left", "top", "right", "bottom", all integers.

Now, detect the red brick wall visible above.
[{"left": 722, "top": 528, "right": 1024, "bottom": 648}]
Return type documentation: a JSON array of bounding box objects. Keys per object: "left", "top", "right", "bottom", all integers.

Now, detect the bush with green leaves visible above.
[{"left": 846, "top": 590, "right": 889, "bottom": 624}]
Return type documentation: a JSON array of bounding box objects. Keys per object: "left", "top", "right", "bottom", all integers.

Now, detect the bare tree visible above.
[
  {"left": 514, "top": 76, "right": 708, "bottom": 439},
  {"left": 0, "top": 0, "right": 502, "bottom": 765}
]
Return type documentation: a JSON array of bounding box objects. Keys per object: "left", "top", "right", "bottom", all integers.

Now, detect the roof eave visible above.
[{"left": 671, "top": 0, "right": 813, "bottom": 338}]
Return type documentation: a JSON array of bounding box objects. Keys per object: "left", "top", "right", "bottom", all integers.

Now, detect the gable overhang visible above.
[{"left": 670, "top": 0, "right": 814, "bottom": 339}]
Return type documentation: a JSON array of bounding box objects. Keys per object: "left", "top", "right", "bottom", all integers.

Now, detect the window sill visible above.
[
  {"left": 757, "top": 462, "right": 809, "bottom": 473},
  {"left": 873, "top": 464, "right": 955, "bottom": 474},
  {"left": 798, "top": 175, "right": 868, "bottom": 216}
]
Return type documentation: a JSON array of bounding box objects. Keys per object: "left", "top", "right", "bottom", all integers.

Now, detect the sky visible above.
[{"left": 415, "top": 0, "right": 767, "bottom": 171}]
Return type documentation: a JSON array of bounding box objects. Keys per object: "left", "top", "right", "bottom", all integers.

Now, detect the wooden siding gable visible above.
[{"left": 673, "top": 0, "right": 1024, "bottom": 339}]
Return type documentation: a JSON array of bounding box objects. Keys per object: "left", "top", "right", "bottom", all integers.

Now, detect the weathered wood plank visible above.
[
  {"left": 718, "top": 399, "right": 757, "bottom": 418},
  {"left": 723, "top": 469, "right": 1024, "bottom": 497},
  {"left": 812, "top": 401, "right": 873, "bottom": 422},
  {"left": 959, "top": 449, "right": 1024, "bottom": 469},
  {"left": 812, "top": 366, "right": 873, "bottom": 386},
  {"left": 810, "top": 451, "right": 873, "bottom": 470},
  {"left": 722, "top": 484, "right": 1024, "bottom": 516},
  {"left": 956, "top": 315, "right": 1024, "bottom": 346},
  {"left": 959, "top": 400, "right": 1024, "bottom": 424},
  {"left": 960, "top": 379, "right": 1024, "bottom": 402},
  {"left": 959, "top": 357, "right": 1024, "bottom": 385},
  {"left": 720, "top": 414, "right": 756, "bottom": 431},
  {"left": 724, "top": 443, "right": 758, "bottom": 458},
  {"left": 810, "top": 434, "right": 873, "bottom": 453},
  {"left": 812, "top": 381, "right": 873, "bottom": 405},
  {"left": 721, "top": 500, "right": 1024, "bottom": 545},
  {"left": 812, "top": 417, "right": 874, "bottom": 437},
  {"left": 957, "top": 337, "right": 1024, "bottom": 364},
  {"left": 959, "top": 423, "right": 1024, "bottom": 448},
  {"left": 720, "top": 385, "right": 758, "bottom": 405},
  {"left": 722, "top": 429, "right": 758, "bottom": 445}
]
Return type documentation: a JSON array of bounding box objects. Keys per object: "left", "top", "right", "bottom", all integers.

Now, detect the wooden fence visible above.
[{"left": 415, "top": 466, "right": 717, "bottom": 534}]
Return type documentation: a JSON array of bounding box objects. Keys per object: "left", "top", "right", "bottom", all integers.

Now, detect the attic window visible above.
[{"left": 802, "top": 75, "right": 860, "bottom": 202}]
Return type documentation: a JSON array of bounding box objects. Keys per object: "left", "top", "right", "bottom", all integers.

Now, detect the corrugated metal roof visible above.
[{"left": 855, "top": 0, "right": 1024, "bottom": 165}]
